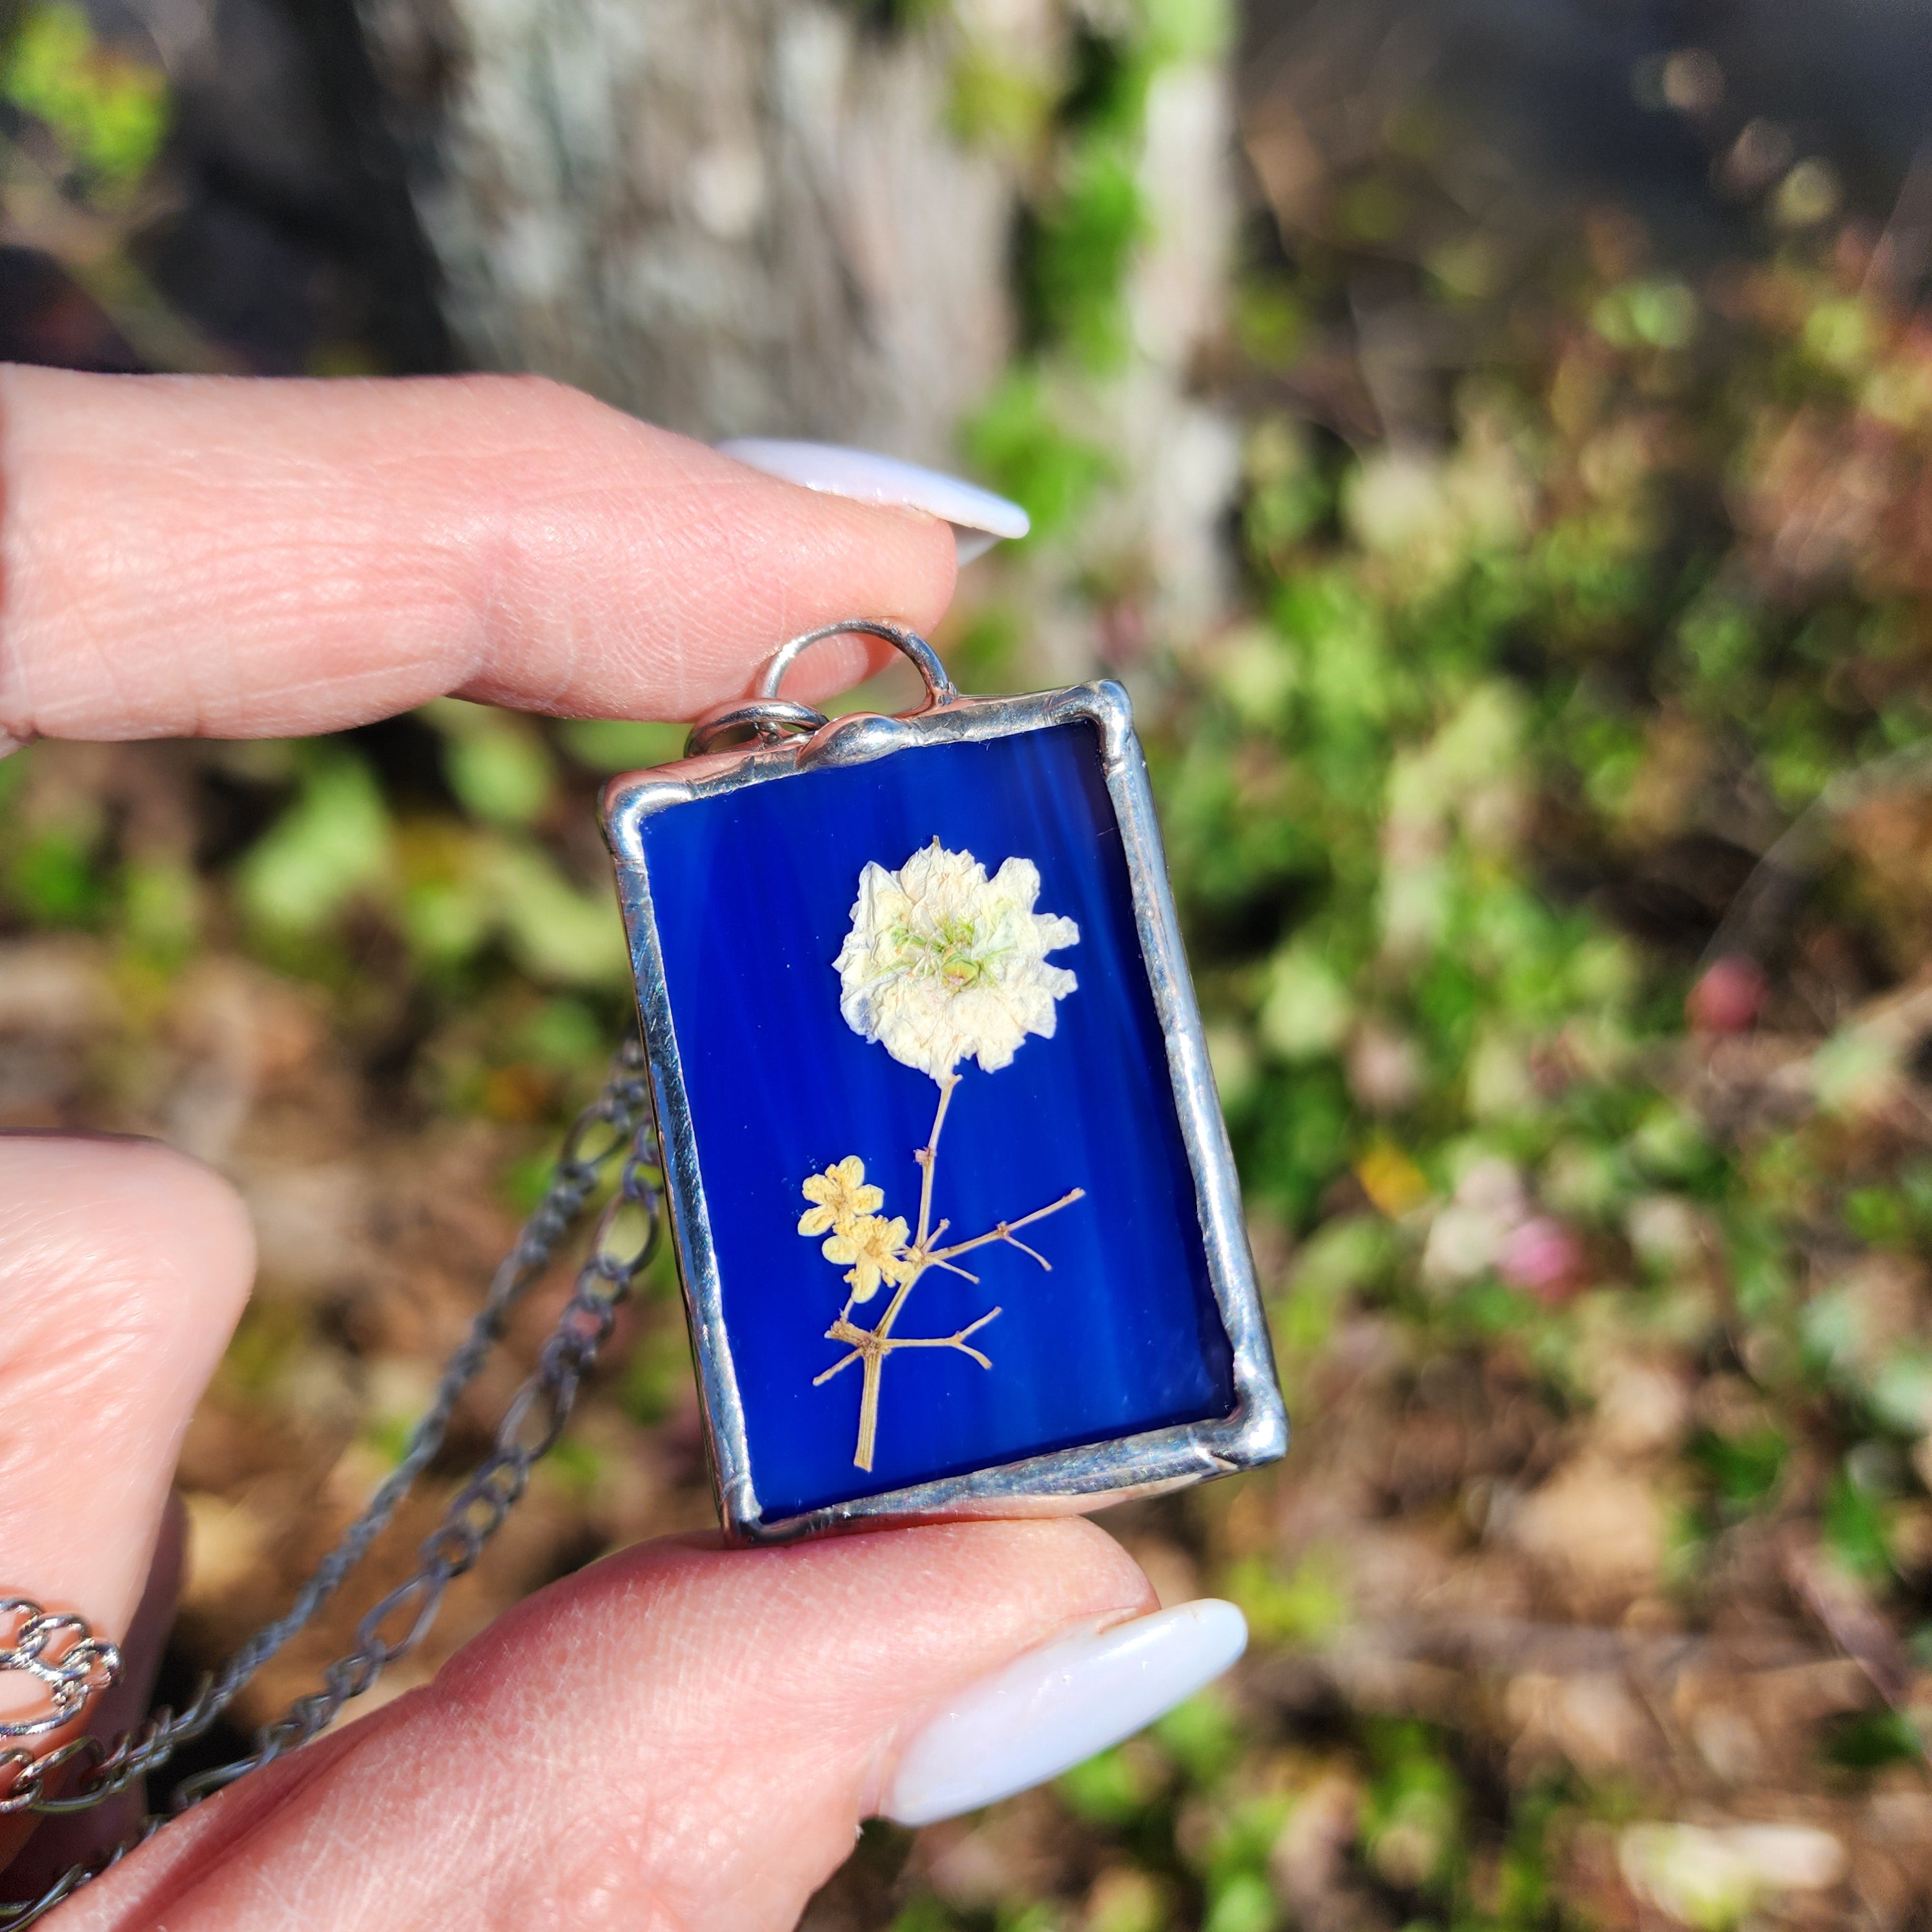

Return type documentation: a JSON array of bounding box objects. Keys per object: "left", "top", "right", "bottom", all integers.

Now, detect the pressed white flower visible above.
[
  {"left": 797, "top": 1155, "right": 884, "bottom": 1238},
  {"left": 834, "top": 840, "right": 1078, "bottom": 1081}
]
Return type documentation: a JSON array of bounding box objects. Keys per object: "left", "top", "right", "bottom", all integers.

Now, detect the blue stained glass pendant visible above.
[{"left": 601, "top": 622, "right": 1287, "bottom": 1542}]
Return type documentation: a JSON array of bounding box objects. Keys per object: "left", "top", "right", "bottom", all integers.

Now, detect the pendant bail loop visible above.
[
  {"left": 755, "top": 619, "right": 956, "bottom": 709},
  {"left": 685, "top": 619, "right": 957, "bottom": 758}
]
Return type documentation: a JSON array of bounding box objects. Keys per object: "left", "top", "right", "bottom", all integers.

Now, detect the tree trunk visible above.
[{"left": 356, "top": 0, "right": 1018, "bottom": 462}]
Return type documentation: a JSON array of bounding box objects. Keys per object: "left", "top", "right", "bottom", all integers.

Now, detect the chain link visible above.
[
  {"left": 0, "top": 1036, "right": 663, "bottom": 1927},
  {"left": 0, "top": 1606, "right": 119, "bottom": 1745}
]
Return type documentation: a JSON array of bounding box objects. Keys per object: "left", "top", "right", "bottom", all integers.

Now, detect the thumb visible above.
[
  {"left": 64, "top": 1521, "right": 1240, "bottom": 1932},
  {"left": 0, "top": 1137, "right": 252, "bottom": 1878}
]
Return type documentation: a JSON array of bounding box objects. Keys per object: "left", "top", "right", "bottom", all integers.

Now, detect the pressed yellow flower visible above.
[
  {"left": 797, "top": 1155, "right": 885, "bottom": 1237},
  {"left": 820, "top": 1212, "right": 912, "bottom": 1303},
  {"left": 833, "top": 839, "right": 1079, "bottom": 1082}
]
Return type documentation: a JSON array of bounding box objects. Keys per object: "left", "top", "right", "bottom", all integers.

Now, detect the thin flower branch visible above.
[
  {"left": 927, "top": 1189, "right": 1087, "bottom": 1266},
  {"left": 886, "top": 1306, "right": 1003, "bottom": 1368}
]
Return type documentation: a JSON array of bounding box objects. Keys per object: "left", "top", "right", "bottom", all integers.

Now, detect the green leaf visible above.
[
  {"left": 485, "top": 843, "right": 630, "bottom": 987},
  {"left": 1824, "top": 1708, "right": 1922, "bottom": 1771},
  {"left": 1257, "top": 945, "right": 1351, "bottom": 1060},
  {"left": 1220, "top": 1552, "right": 1348, "bottom": 1646},
  {"left": 235, "top": 752, "right": 391, "bottom": 935},
  {"left": 1843, "top": 1186, "right": 1911, "bottom": 1249},
  {"left": 8, "top": 823, "right": 107, "bottom": 925},
  {"left": 1690, "top": 1427, "right": 1789, "bottom": 1512},
  {"left": 1201, "top": 1871, "right": 1278, "bottom": 1932},
  {"left": 1151, "top": 1689, "right": 1244, "bottom": 1785},
  {"left": 120, "top": 856, "right": 201, "bottom": 965},
  {"left": 1824, "top": 1472, "right": 1893, "bottom": 1585},
  {"left": 427, "top": 701, "right": 555, "bottom": 827},
  {"left": 1056, "top": 1742, "right": 1163, "bottom": 1824}
]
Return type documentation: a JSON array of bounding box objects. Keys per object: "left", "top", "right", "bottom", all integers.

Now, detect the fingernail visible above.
[
  {"left": 881, "top": 1599, "right": 1247, "bottom": 1827},
  {"left": 716, "top": 438, "right": 1029, "bottom": 564}
]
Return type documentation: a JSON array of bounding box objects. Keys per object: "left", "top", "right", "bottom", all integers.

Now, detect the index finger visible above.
[{"left": 0, "top": 367, "right": 959, "bottom": 746}]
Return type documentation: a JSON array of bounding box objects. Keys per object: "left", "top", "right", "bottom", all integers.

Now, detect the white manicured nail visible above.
[
  {"left": 881, "top": 1599, "right": 1247, "bottom": 1827},
  {"left": 716, "top": 438, "right": 1029, "bottom": 564}
]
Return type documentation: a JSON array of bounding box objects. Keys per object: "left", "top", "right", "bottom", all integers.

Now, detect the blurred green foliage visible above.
[{"left": 962, "top": 369, "right": 1115, "bottom": 543}]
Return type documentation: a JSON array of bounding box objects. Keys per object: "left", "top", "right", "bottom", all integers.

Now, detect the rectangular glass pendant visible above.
[{"left": 602, "top": 679, "right": 1287, "bottom": 1541}]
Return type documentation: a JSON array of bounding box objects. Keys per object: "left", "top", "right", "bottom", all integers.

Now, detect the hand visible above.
[{"left": 0, "top": 369, "right": 1244, "bottom": 1930}]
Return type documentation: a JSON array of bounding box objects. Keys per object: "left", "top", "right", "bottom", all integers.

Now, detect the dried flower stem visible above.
[
  {"left": 817, "top": 1080, "right": 1084, "bottom": 1470},
  {"left": 913, "top": 1072, "right": 960, "bottom": 1250}
]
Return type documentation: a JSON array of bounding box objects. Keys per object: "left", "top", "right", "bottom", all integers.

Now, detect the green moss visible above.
[
  {"left": 949, "top": 43, "right": 1057, "bottom": 152},
  {"left": 3, "top": 2, "right": 169, "bottom": 190},
  {"left": 1029, "top": 136, "right": 1147, "bottom": 368}
]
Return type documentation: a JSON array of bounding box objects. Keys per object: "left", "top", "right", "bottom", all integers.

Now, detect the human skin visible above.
[{"left": 0, "top": 366, "right": 1158, "bottom": 1930}]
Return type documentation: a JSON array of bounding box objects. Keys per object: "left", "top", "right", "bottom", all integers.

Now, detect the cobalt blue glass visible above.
[{"left": 637, "top": 718, "right": 1240, "bottom": 1521}]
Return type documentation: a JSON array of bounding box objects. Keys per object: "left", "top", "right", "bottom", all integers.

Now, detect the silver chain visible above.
[
  {"left": 0, "top": 1035, "right": 663, "bottom": 1927},
  {"left": 0, "top": 1609, "right": 119, "bottom": 1745}
]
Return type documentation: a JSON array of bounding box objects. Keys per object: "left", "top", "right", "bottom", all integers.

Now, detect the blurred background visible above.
[{"left": 3, "top": 0, "right": 1932, "bottom": 1924}]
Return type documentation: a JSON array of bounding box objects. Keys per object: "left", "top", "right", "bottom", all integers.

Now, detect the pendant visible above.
[{"left": 601, "top": 621, "right": 1288, "bottom": 1542}]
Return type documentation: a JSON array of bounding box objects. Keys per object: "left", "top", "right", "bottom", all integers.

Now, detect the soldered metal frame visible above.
[{"left": 601, "top": 679, "right": 1288, "bottom": 1543}]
